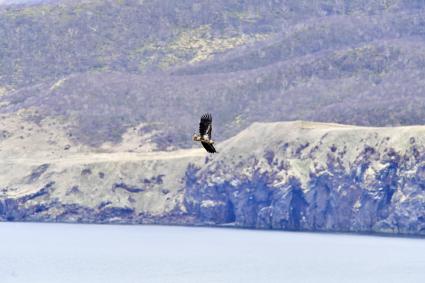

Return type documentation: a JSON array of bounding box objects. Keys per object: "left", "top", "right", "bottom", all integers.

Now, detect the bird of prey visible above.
[{"left": 193, "top": 113, "right": 217, "bottom": 153}]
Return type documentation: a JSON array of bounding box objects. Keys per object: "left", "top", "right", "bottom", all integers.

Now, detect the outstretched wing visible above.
[
  {"left": 199, "top": 113, "right": 212, "bottom": 139},
  {"left": 201, "top": 142, "right": 216, "bottom": 153}
]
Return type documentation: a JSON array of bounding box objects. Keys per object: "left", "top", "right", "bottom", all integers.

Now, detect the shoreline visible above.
[{"left": 2, "top": 220, "right": 424, "bottom": 240}]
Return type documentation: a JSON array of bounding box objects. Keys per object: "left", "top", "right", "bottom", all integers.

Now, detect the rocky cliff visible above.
[{"left": 1, "top": 121, "right": 424, "bottom": 236}]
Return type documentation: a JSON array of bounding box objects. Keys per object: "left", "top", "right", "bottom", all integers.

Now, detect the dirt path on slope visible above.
[{"left": 0, "top": 148, "right": 206, "bottom": 166}]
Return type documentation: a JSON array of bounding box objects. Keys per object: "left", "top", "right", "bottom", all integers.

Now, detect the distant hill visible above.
[{"left": 1, "top": 0, "right": 425, "bottom": 149}]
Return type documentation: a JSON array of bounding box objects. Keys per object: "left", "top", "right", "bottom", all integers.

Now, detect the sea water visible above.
[{"left": 0, "top": 222, "right": 424, "bottom": 283}]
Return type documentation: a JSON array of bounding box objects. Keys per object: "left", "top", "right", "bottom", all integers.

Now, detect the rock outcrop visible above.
[{"left": 185, "top": 122, "right": 425, "bottom": 235}]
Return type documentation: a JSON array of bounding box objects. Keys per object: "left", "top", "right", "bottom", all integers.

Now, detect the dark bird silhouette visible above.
[{"left": 193, "top": 113, "right": 217, "bottom": 153}]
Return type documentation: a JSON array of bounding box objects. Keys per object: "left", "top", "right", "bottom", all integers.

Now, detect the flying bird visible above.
[{"left": 193, "top": 113, "right": 217, "bottom": 153}]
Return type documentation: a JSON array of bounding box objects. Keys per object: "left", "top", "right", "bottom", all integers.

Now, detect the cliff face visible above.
[
  {"left": 184, "top": 122, "right": 425, "bottom": 235},
  {"left": 0, "top": 149, "right": 205, "bottom": 224},
  {"left": 1, "top": 121, "right": 424, "bottom": 236}
]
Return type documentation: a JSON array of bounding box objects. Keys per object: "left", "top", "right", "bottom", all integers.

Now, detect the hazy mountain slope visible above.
[
  {"left": 2, "top": 38, "right": 425, "bottom": 148},
  {"left": 174, "top": 11, "right": 425, "bottom": 75},
  {"left": 1, "top": 0, "right": 424, "bottom": 89},
  {"left": 0, "top": 0, "right": 285, "bottom": 88},
  {"left": 1, "top": 121, "right": 424, "bottom": 235},
  {"left": 2, "top": 1, "right": 425, "bottom": 150}
]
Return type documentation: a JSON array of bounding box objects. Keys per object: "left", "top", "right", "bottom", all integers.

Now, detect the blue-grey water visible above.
[
  {"left": 0, "top": 222, "right": 424, "bottom": 283},
  {"left": 0, "top": 0, "right": 48, "bottom": 5}
]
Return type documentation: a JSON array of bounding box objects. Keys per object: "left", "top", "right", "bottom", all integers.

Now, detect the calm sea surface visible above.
[{"left": 0, "top": 222, "right": 424, "bottom": 283}]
